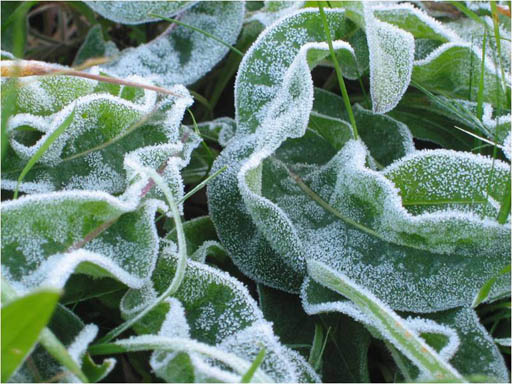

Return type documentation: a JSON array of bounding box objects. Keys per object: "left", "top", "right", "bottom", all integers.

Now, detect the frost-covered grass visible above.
[{"left": 1, "top": 1, "right": 511, "bottom": 383}]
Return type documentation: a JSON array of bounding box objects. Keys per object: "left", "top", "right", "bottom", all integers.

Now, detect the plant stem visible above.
[
  {"left": 317, "top": 2, "right": 358, "bottom": 140},
  {"left": 1, "top": 60, "right": 182, "bottom": 97},
  {"left": 96, "top": 168, "right": 187, "bottom": 344}
]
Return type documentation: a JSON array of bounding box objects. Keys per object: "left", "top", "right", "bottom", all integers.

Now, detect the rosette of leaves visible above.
[{"left": 208, "top": 4, "right": 510, "bottom": 380}]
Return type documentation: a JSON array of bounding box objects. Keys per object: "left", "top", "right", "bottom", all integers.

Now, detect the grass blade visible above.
[
  {"left": 317, "top": 2, "right": 358, "bottom": 140},
  {"left": 476, "top": 31, "right": 487, "bottom": 120},
  {"left": 472, "top": 264, "right": 511, "bottom": 308},
  {"left": 14, "top": 107, "right": 76, "bottom": 199},
  {"left": 241, "top": 348, "right": 266, "bottom": 383},
  {"left": 96, "top": 168, "right": 187, "bottom": 344},
  {"left": 178, "top": 165, "right": 227, "bottom": 205},
  {"left": 307, "top": 259, "right": 463, "bottom": 382}
]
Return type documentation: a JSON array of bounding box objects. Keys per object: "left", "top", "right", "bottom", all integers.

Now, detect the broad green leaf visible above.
[
  {"left": 2, "top": 75, "right": 195, "bottom": 194},
  {"left": 1, "top": 289, "right": 60, "bottom": 382},
  {"left": 99, "top": 2, "right": 245, "bottom": 87},
  {"left": 235, "top": 8, "right": 358, "bottom": 136},
  {"left": 419, "top": 308, "right": 509, "bottom": 382},
  {"left": 361, "top": 3, "right": 415, "bottom": 113},
  {"left": 302, "top": 275, "right": 509, "bottom": 382},
  {"left": 118, "top": 245, "right": 320, "bottom": 383},
  {"left": 2, "top": 156, "right": 176, "bottom": 291},
  {"left": 73, "top": 24, "right": 119, "bottom": 67},
  {"left": 11, "top": 304, "right": 115, "bottom": 383},
  {"left": 446, "top": 15, "right": 511, "bottom": 85},
  {"left": 413, "top": 43, "right": 507, "bottom": 107},
  {"left": 305, "top": 260, "right": 463, "bottom": 382},
  {"left": 85, "top": 1, "right": 196, "bottom": 25}
]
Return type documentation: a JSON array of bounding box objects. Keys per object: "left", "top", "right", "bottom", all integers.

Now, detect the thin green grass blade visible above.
[
  {"left": 178, "top": 165, "right": 227, "bottom": 205},
  {"left": 14, "top": 107, "right": 76, "bottom": 199},
  {"left": 148, "top": 13, "right": 243, "bottom": 57},
  {"left": 317, "top": 2, "right": 358, "bottom": 140},
  {"left": 308, "top": 324, "right": 324, "bottom": 370},
  {"left": 187, "top": 108, "right": 215, "bottom": 162},
  {"left": 240, "top": 348, "right": 266, "bottom": 383},
  {"left": 1, "top": 1, "right": 36, "bottom": 34},
  {"left": 307, "top": 260, "right": 464, "bottom": 382},
  {"left": 476, "top": 31, "right": 487, "bottom": 120},
  {"left": 490, "top": 1, "right": 509, "bottom": 105},
  {"left": 472, "top": 264, "right": 511, "bottom": 308},
  {"left": 448, "top": 1, "right": 487, "bottom": 26},
  {"left": 39, "top": 328, "right": 89, "bottom": 383},
  {"left": 497, "top": 176, "right": 511, "bottom": 224}
]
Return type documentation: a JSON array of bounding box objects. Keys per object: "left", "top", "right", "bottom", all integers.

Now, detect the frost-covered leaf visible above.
[
  {"left": 209, "top": 3, "right": 510, "bottom": 310},
  {"left": 359, "top": 3, "right": 415, "bottom": 113},
  {"left": 99, "top": 2, "right": 245, "bottom": 87},
  {"left": 85, "top": 1, "right": 196, "bottom": 25},
  {"left": 118, "top": 245, "right": 320, "bottom": 383},
  {"left": 73, "top": 24, "right": 119, "bottom": 67},
  {"left": 2, "top": 72, "right": 194, "bottom": 194},
  {"left": 303, "top": 270, "right": 509, "bottom": 381},
  {"left": 413, "top": 43, "right": 506, "bottom": 107},
  {"left": 414, "top": 308, "right": 509, "bottom": 382},
  {"left": 235, "top": 8, "right": 358, "bottom": 136},
  {"left": 11, "top": 305, "right": 115, "bottom": 383},
  {"left": 303, "top": 260, "right": 463, "bottom": 382},
  {"left": 2, "top": 189, "right": 163, "bottom": 292}
]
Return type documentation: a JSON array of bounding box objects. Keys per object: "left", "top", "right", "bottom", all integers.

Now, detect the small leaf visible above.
[
  {"left": 472, "top": 264, "right": 511, "bottom": 308},
  {"left": 1, "top": 289, "right": 60, "bottom": 382}
]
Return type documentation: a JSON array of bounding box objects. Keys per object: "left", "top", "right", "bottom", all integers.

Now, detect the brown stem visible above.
[{"left": 1, "top": 60, "right": 182, "bottom": 97}]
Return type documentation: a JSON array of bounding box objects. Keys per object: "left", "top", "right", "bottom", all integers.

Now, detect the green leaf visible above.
[
  {"left": 413, "top": 43, "right": 507, "bottom": 107},
  {"left": 2, "top": 75, "right": 195, "bottom": 195},
  {"left": 1, "top": 289, "right": 60, "bottom": 382},
  {"left": 73, "top": 24, "right": 119, "bottom": 67},
  {"left": 11, "top": 304, "right": 114, "bottom": 383},
  {"left": 97, "top": 2, "right": 245, "bottom": 87},
  {"left": 235, "top": 8, "right": 358, "bottom": 136},
  {"left": 257, "top": 284, "right": 315, "bottom": 356},
  {"left": 86, "top": 1, "right": 196, "bottom": 25},
  {"left": 2, "top": 190, "right": 162, "bottom": 291},
  {"left": 305, "top": 259, "right": 463, "bottom": 382},
  {"left": 210, "top": 124, "right": 509, "bottom": 310}
]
